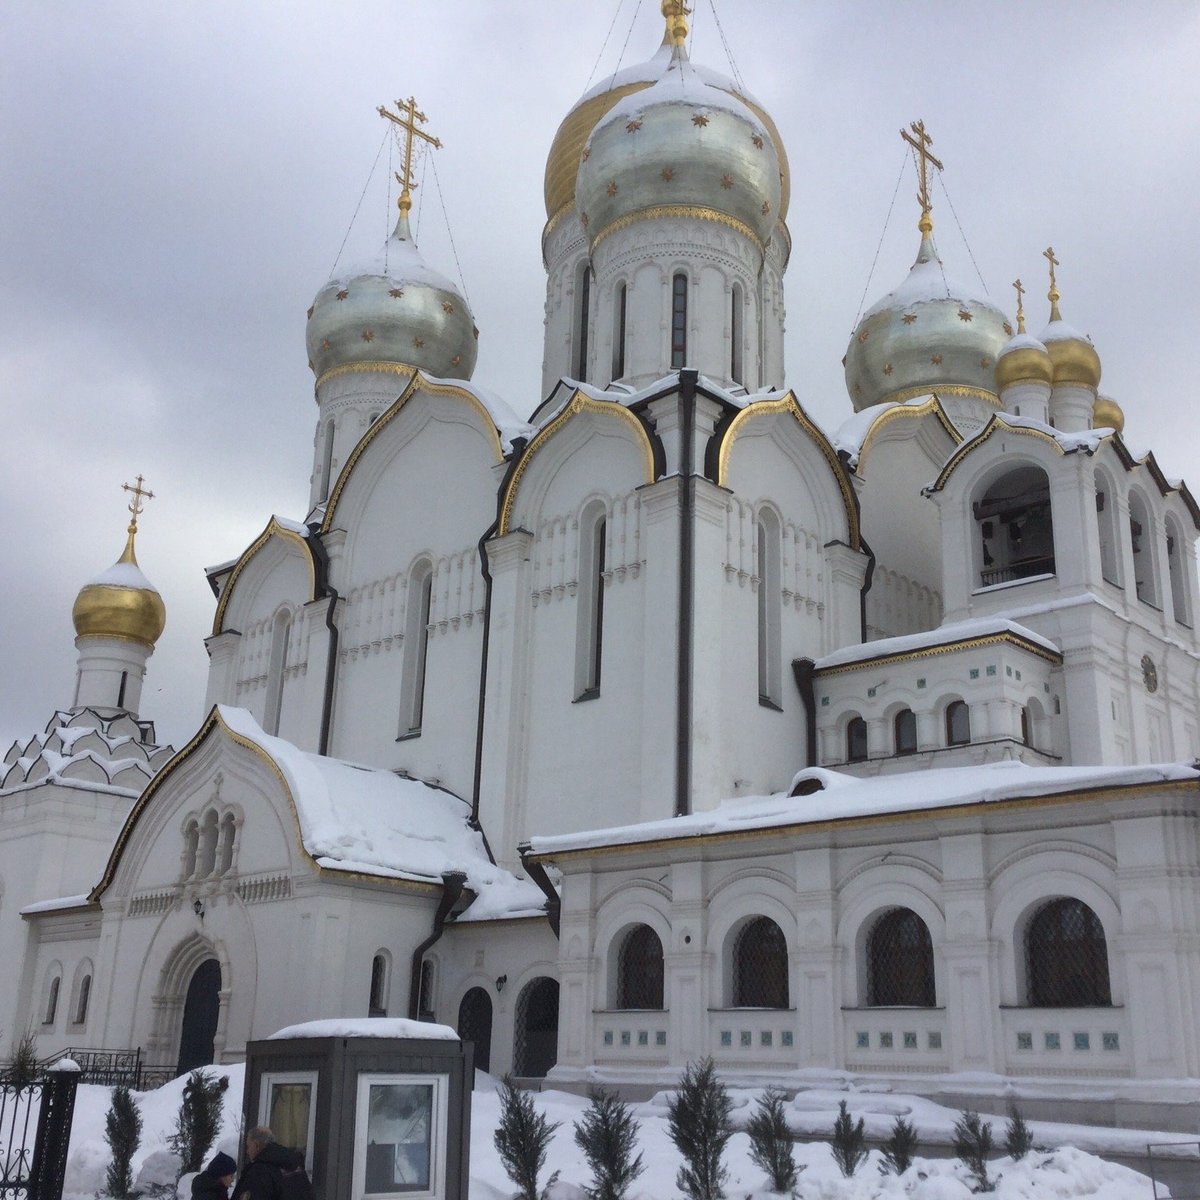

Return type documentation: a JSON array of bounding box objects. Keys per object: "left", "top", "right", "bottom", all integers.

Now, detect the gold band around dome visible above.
[
  {"left": 591, "top": 205, "right": 765, "bottom": 253},
  {"left": 873, "top": 383, "right": 1000, "bottom": 410},
  {"left": 315, "top": 360, "right": 420, "bottom": 389}
]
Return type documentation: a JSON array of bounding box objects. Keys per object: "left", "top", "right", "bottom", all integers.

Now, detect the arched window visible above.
[
  {"left": 757, "top": 511, "right": 782, "bottom": 707},
  {"left": 894, "top": 709, "right": 917, "bottom": 756},
  {"left": 197, "top": 809, "right": 219, "bottom": 877},
  {"left": 418, "top": 960, "right": 436, "bottom": 1020},
  {"left": 1025, "top": 898, "right": 1112, "bottom": 1007},
  {"left": 43, "top": 974, "right": 61, "bottom": 1026},
  {"left": 976, "top": 465, "right": 1055, "bottom": 588},
  {"left": 616, "top": 925, "right": 664, "bottom": 1010},
  {"left": 576, "top": 264, "right": 591, "bottom": 382},
  {"left": 730, "top": 284, "right": 743, "bottom": 385},
  {"left": 1094, "top": 471, "right": 1120, "bottom": 587},
  {"left": 514, "top": 977, "right": 559, "bottom": 1078},
  {"left": 369, "top": 953, "right": 389, "bottom": 1018},
  {"left": 670, "top": 273, "right": 688, "bottom": 369},
  {"left": 1128, "top": 490, "right": 1160, "bottom": 608},
  {"left": 1166, "top": 516, "right": 1191, "bottom": 627},
  {"left": 183, "top": 819, "right": 200, "bottom": 878},
  {"left": 264, "top": 609, "right": 291, "bottom": 736},
  {"left": 575, "top": 507, "right": 606, "bottom": 700},
  {"left": 400, "top": 562, "right": 434, "bottom": 736},
  {"left": 319, "top": 418, "right": 335, "bottom": 503},
  {"left": 612, "top": 282, "right": 627, "bottom": 380},
  {"left": 866, "top": 909, "right": 935, "bottom": 1007},
  {"left": 732, "top": 917, "right": 789, "bottom": 1008},
  {"left": 846, "top": 716, "right": 868, "bottom": 764},
  {"left": 74, "top": 973, "right": 92, "bottom": 1026},
  {"left": 217, "top": 813, "right": 237, "bottom": 874},
  {"left": 946, "top": 701, "right": 971, "bottom": 746},
  {"left": 1021, "top": 704, "right": 1032, "bottom": 748},
  {"left": 457, "top": 987, "right": 493, "bottom": 1074}
]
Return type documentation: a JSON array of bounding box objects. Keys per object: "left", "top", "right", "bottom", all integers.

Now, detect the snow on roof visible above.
[
  {"left": 528, "top": 759, "right": 1199, "bottom": 858},
  {"left": 995, "top": 413, "right": 1110, "bottom": 454},
  {"left": 1040, "top": 318, "right": 1093, "bottom": 345},
  {"left": 84, "top": 560, "right": 159, "bottom": 592},
  {"left": 268, "top": 1017, "right": 458, "bottom": 1042},
  {"left": 420, "top": 375, "right": 534, "bottom": 453},
  {"left": 815, "top": 615, "right": 1060, "bottom": 673},
  {"left": 216, "top": 707, "right": 543, "bottom": 919},
  {"left": 863, "top": 254, "right": 990, "bottom": 320},
  {"left": 328, "top": 224, "right": 461, "bottom": 295},
  {"left": 833, "top": 397, "right": 943, "bottom": 465},
  {"left": 21, "top": 894, "right": 91, "bottom": 916},
  {"left": 998, "top": 331, "right": 1049, "bottom": 358}
]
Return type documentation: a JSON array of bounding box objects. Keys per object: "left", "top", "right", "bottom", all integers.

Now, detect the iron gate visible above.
[{"left": 0, "top": 1069, "right": 79, "bottom": 1200}]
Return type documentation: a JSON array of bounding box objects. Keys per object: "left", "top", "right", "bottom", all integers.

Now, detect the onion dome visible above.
[
  {"left": 72, "top": 522, "right": 165, "bottom": 649},
  {"left": 306, "top": 208, "right": 477, "bottom": 384},
  {"left": 548, "top": 3, "right": 789, "bottom": 232},
  {"left": 995, "top": 284, "right": 1052, "bottom": 390},
  {"left": 844, "top": 220, "right": 1010, "bottom": 412},
  {"left": 1039, "top": 263, "right": 1101, "bottom": 390},
  {"left": 1093, "top": 393, "right": 1125, "bottom": 433}
]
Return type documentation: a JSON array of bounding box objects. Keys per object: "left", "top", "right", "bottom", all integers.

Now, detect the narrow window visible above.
[
  {"left": 1095, "top": 474, "right": 1120, "bottom": 587},
  {"left": 217, "top": 813, "right": 236, "bottom": 874},
  {"left": 400, "top": 564, "right": 433, "bottom": 735},
  {"left": 946, "top": 700, "right": 971, "bottom": 746},
  {"left": 613, "top": 282, "right": 627, "bottom": 380},
  {"left": 576, "top": 267, "right": 591, "bottom": 381},
  {"left": 894, "top": 708, "right": 917, "bottom": 755},
  {"left": 757, "top": 512, "right": 782, "bottom": 707},
  {"left": 183, "top": 820, "right": 200, "bottom": 878},
  {"left": 369, "top": 954, "right": 388, "bottom": 1018},
  {"left": 197, "top": 809, "right": 219, "bottom": 876},
  {"left": 575, "top": 509, "right": 606, "bottom": 699},
  {"left": 75, "top": 975, "right": 92, "bottom": 1025},
  {"left": 320, "top": 418, "right": 335, "bottom": 502},
  {"left": 44, "top": 976, "right": 60, "bottom": 1025},
  {"left": 1128, "top": 491, "right": 1160, "bottom": 608},
  {"left": 418, "top": 960, "right": 435, "bottom": 1019},
  {"left": 264, "top": 610, "right": 291, "bottom": 736},
  {"left": 730, "top": 284, "right": 743, "bottom": 385},
  {"left": 1021, "top": 705, "right": 1032, "bottom": 747},
  {"left": 117, "top": 671, "right": 128, "bottom": 709},
  {"left": 846, "top": 716, "right": 868, "bottom": 763},
  {"left": 670, "top": 273, "right": 688, "bottom": 369},
  {"left": 1166, "top": 517, "right": 1191, "bottom": 626}
]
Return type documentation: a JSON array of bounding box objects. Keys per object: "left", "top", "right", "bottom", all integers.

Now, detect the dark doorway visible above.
[
  {"left": 177, "top": 958, "right": 221, "bottom": 1075},
  {"left": 457, "top": 987, "right": 493, "bottom": 1074},
  {"left": 513, "top": 978, "right": 558, "bottom": 1078}
]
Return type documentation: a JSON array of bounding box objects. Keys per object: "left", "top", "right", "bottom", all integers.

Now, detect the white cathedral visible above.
[{"left": 4, "top": 4, "right": 1200, "bottom": 1130}]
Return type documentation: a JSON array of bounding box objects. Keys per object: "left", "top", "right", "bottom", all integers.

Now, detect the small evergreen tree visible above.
[
  {"left": 168, "top": 1069, "right": 229, "bottom": 1174},
  {"left": 746, "top": 1087, "right": 799, "bottom": 1193},
  {"left": 7, "top": 1030, "right": 40, "bottom": 1087},
  {"left": 879, "top": 1115, "right": 918, "bottom": 1176},
  {"left": 494, "top": 1076, "right": 561, "bottom": 1200},
  {"left": 830, "top": 1100, "right": 868, "bottom": 1178},
  {"left": 952, "top": 1110, "right": 994, "bottom": 1192},
  {"left": 1004, "top": 1104, "right": 1033, "bottom": 1161},
  {"left": 666, "top": 1058, "right": 733, "bottom": 1200},
  {"left": 573, "top": 1087, "right": 644, "bottom": 1200},
  {"left": 105, "top": 1084, "right": 143, "bottom": 1200}
]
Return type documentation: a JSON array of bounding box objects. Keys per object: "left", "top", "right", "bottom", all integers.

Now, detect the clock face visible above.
[{"left": 1141, "top": 654, "right": 1158, "bottom": 694}]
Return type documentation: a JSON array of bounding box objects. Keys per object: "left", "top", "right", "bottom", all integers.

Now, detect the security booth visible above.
[{"left": 243, "top": 1019, "right": 473, "bottom": 1200}]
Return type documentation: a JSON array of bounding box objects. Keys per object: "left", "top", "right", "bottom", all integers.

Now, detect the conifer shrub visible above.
[
  {"left": 952, "top": 1109, "right": 994, "bottom": 1192},
  {"left": 1004, "top": 1103, "right": 1033, "bottom": 1161},
  {"left": 494, "top": 1075, "right": 561, "bottom": 1200},
  {"left": 830, "top": 1099, "right": 868, "bottom": 1178},
  {"left": 572, "top": 1087, "right": 644, "bottom": 1200},
  {"left": 666, "top": 1058, "right": 733, "bottom": 1200},
  {"left": 879, "top": 1114, "right": 918, "bottom": 1176},
  {"left": 105, "top": 1084, "right": 143, "bottom": 1200},
  {"left": 168, "top": 1069, "right": 229, "bottom": 1174},
  {"left": 745, "top": 1086, "right": 800, "bottom": 1193},
  {"left": 7, "top": 1030, "right": 40, "bottom": 1087}
]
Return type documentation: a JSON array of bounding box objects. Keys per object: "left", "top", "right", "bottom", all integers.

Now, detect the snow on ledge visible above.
[
  {"left": 20, "top": 894, "right": 91, "bottom": 916},
  {"left": 268, "top": 1018, "right": 458, "bottom": 1042}
]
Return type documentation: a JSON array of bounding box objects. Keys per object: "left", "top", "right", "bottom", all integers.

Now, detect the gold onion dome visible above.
[
  {"left": 995, "top": 290, "right": 1052, "bottom": 390},
  {"left": 844, "top": 225, "right": 1010, "bottom": 412},
  {"left": 1093, "top": 393, "right": 1125, "bottom": 433},
  {"left": 306, "top": 208, "right": 478, "bottom": 384},
  {"left": 1040, "top": 302, "right": 1101, "bottom": 391},
  {"left": 72, "top": 526, "right": 166, "bottom": 649},
  {"left": 545, "top": 4, "right": 789, "bottom": 230}
]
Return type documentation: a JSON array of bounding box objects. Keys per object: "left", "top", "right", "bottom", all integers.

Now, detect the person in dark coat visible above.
[
  {"left": 193, "top": 1152, "right": 238, "bottom": 1200},
  {"left": 233, "top": 1128, "right": 295, "bottom": 1200}
]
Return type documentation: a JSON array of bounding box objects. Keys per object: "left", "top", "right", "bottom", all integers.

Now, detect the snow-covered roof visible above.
[
  {"left": 833, "top": 396, "right": 952, "bottom": 466},
  {"left": 21, "top": 894, "right": 91, "bottom": 916},
  {"left": 863, "top": 253, "right": 993, "bottom": 320},
  {"left": 815, "top": 616, "right": 1061, "bottom": 673},
  {"left": 268, "top": 1017, "right": 458, "bottom": 1041},
  {"left": 84, "top": 560, "right": 159, "bottom": 592},
  {"left": 996, "top": 413, "right": 1111, "bottom": 454},
  {"left": 216, "top": 707, "right": 543, "bottom": 920},
  {"left": 527, "top": 760, "right": 1200, "bottom": 859}
]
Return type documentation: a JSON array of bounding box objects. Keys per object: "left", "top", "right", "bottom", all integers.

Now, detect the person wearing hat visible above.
[{"left": 193, "top": 1152, "right": 238, "bottom": 1200}]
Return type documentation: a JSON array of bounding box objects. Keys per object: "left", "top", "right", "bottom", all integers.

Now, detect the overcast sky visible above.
[{"left": 2, "top": 1, "right": 1198, "bottom": 753}]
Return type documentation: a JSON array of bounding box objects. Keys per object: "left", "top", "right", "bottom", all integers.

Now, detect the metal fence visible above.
[
  {"left": 39, "top": 1048, "right": 176, "bottom": 1092},
  {"left": 0, "top": 1069, "right": 79, "bottom": 1200},
  {"left": 1147, "top": 1142, "right": 1200, "bottom": 1200}
]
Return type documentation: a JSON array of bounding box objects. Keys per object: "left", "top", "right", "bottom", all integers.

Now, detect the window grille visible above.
[
  {"left": 732, "top": 917, "right": 789, "bottom": 1008},
  {"left": 846, "top": 716, "right": 868, "bottom": 763},
  {"left": 1025, "top": 898, "right": 1112, "bottom": 1007},
  {"left": 946, "top": 700, "right": 971, "bottom": 746},
  {"left": 894, "top": 709, "right": 917, "bottom": 755},
  {"left": 866, "top": 908, "right": 935, "bottom": 1006},
  {"left": 514, "top": 977, "right": 559, "bottom": 1077},
  {"left": 616, "top": 925, "right": 664, "bottom": 1009}
]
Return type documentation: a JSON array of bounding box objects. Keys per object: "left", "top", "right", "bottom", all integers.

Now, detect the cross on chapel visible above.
[
  {"left": 122, "top": 474, "right": 155, "bottom": 532},
  {"left": 900, "top": 119, "right": 943, "bottom": 231},
  {"left": 1012, "top": 278, "right": 1026, "bottom": 333},
  {"left": 378, "top": 97, "right": 443, "bottom": 214},
  {"left": 1044, "top": 246, "right": 1063, "bottom": 320}
]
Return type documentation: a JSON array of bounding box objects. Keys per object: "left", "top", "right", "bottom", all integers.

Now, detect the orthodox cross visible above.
[
  {"left": 122, "top": 474, "right": 155, "bottom": 532},
  {"left": 1012, "top": 278, "right": 1026, "bottom": 333},
  {"left": 662, "top": 0, "right": 691, "bottom": 45},
  {"left": 900, "top": 119, "right": 943, "bottom": 230},
  {"left": 378, "top": 97, "right": 443, "bottom": 214},
  {"left": 1044, "top": 245, "right": 1062, "bottom": 319}
]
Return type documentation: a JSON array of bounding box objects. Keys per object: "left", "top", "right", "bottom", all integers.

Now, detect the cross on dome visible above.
[
  {"left": 378, "top": 96, "right": 443, "bottom": 215},
  {"left": 1044, "top": 245, "right": 1063, "bottom": 320},
  {"left": 1012, "top": 278, "right": 1026, "bottom": 333},
  {"left": 661, "top": 0, "right": 690, "bottom": 47},
  {"left": 900, "top": 119, "right": 943, "bottom": 234},
  {"left": 121, "top": 474, "right": 155, "bottom": 536}
]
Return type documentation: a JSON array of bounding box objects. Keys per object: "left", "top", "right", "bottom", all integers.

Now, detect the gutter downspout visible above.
[
  {"left": 792, "top": 657, "right": 818, "bottom": 768},
  {"left": 309, "top": 532, "right": 341, "bottom": 757},
  {"left": 408, "top": 870, "right": 467, "bottom": 1019},
  {"left": 676, "top": 369, "right": 698, "bottom": 817},
  {"left": 518, "top": 843, "right": 561, "bottom": 938}
]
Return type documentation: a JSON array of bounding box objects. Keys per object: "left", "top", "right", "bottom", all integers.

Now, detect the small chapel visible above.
[{"left": 4, "top": 2, "right": 1200, "bottom": 1131}]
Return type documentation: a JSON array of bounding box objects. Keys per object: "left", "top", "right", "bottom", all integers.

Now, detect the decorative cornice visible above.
[
  {"left": 929, "top": 415, "right": 1065, "bottom": 494},
  {"left": 853, "top": 396, "right": 961, "bottom": 473},
  {"left": 212, "top": 518, "right": 316, "bottom": 636},
  {"left": 814, "top": 629, "right": 1063, "bottom": 678},
  {"left": 590, "top": 205, "right": 765, "bottom": 255},
  {"left": 874, "top": 383, "right": 999, "bottom": 409},
  {"left": 315, "top": 360, "right": 420, "bottom": 389}
]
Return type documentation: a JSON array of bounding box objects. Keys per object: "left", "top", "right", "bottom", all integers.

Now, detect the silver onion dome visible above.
[
  {"left": 844, "top": 227, "right": 1009, "bottom": 412},
  {"left": 575, "top": 42, "right": 782, "bottom": 250},
  {"left": 306, "top": 210, "right": 478, "bottom": 384}
]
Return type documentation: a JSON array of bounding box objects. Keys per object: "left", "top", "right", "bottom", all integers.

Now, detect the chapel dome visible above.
[
  {"left": 72, "top": 528, "right": 166, "bottom": 649},
  {"left": 995, "top": 331, "right": 1053, "bottom": 391},
  {"left": 545, "top": 4, "right": 789, "bottom": 229},
  {"left": 1041, "top": 314, "right": 1101, "bottom": 390},
  {"left": 1093, "top": 393, "right": 1124, "bottom": 433},
  {"left": 844, "top": 225, "right": 1010, "bottom": 412},
  {"left": 576, "top": 40, "right": 781, "bottom": 249},
  {"left": 306, "top": 210, "right": 478, "bottom": 384}
]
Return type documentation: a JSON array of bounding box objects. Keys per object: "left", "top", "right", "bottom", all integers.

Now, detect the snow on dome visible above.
[
  {"left": 268, "top": 1017, "right": 459, "bottom": 1041},
  {"left": 72, "top": 529, "right": 166, "bottom": 648}
]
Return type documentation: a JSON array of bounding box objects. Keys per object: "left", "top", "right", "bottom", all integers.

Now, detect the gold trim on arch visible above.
[
  {"left": 314, "top": 360, "right": 420, "bottom": 389},
  {"left": 591, "top": 205, "right": 764, "bottom": 254},
  {"left": 814, "top": 629, "right": 1062, "bottom": 678},
  {"left": 930, "top": 414, "right": 1064, "bottom": 493},
  {"left": 717, "top": 392, "right": 861, "bottom": 550},
  {"left": 853, "top": 396, "right": 961, "bottom": 474},
  {"left": 212, "top": 518, "right": 316, "bottom": 636},
  {"left": 321, "top": 371, "right": 506, "bottom": 533},
  {"left": 498, "top": 390, "right": 656, "bottom": 535}
]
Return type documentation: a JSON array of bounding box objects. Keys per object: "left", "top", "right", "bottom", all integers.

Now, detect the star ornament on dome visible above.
[
  {"left": 883, "top": 363, "right": 894, "bottom": 375},
  {"left": 361, "top": 329, "right": 375, "bottom": 342},
  {"left": 442, "top": 301, "right": 455, "bottom": 314},
  {"left": 720, "top": 174, "right": 734, "bottom": 189},
  {"left": 692, "top": 113, "right": 710, "bottom": 127},
  {"left": 414, "top": 336, "right": 425, "bottom": 348},
  {"left": 931, "top": 353, "right": 944, "bottom": 365},
  {"left": 626, "top": 119, "right": 643, "bottom": 133},
  {"left": 901, "top": 313, "right": 918, "bottom": 325},
  {"left": 321, "top": 338, "right": 331, "bottom": 351},
  {"left": 751, "top": 134, "right": 764, "bottom": 149},
  {"left": 958, "top": 309, "right": 974, "bottom": 322},
  {"left": 662, "top": 167, "right": 675, "bottom": 181},
  {"left": 761, "top": 201, "right": 771, "bottom": 215},
  {"left": 336, "top": 289, "right": 349, "bottom": 301},
  {"left": 607, "top": 181, "right": 619, "bottom": 197},
  {"left": 389, "top": 287, "right": 405, "bottom": 299}
]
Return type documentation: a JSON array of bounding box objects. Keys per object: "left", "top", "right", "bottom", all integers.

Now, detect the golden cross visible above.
[
  {"left": 900, "top": 119, "right": 943, "bottom": 231},
  {"left": 1012, "top": 278, "right": 1026, "bottom": 333},
  {"left": 661, "top": 0, "right": 691, "bottom": 45},
  {"left": 378, "top": 97, "right": 443, "bottom": 215},
  {"left": 121, "top": 474, "right": 155, "bottom": 530},
  {"left": 1044, "top": 246, "right": 1062, "bottom": 319}
]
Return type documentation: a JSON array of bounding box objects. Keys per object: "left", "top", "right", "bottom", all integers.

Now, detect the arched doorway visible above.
[
  {"left": 513, "top": 977, "right": 558, "bottom": 1078},
  {"left": 457, "top": 987, "right": 493, "bottom": 1074},
  {"left": 177, "top": 958, "right": 221, "bottom": 1074}
]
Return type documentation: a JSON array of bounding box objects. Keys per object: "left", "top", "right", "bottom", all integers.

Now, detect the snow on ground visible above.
[{"left": 59, "top": 1066, "right": 1180, "bottom": 1199}]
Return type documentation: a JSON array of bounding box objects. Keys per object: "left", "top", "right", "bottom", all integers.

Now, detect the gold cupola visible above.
[
  {"left": 1039, "top": 246, "right": 1101, "bottom": 390},
  {"left": 1093, "top": 393, "right": 1125, "bottom": 433},
  {"left": 72, "top": 478, "right": 166, "bottom": 649},
  {"left": 995, "top": 277, "right": 1053, "bottom": 391}
]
